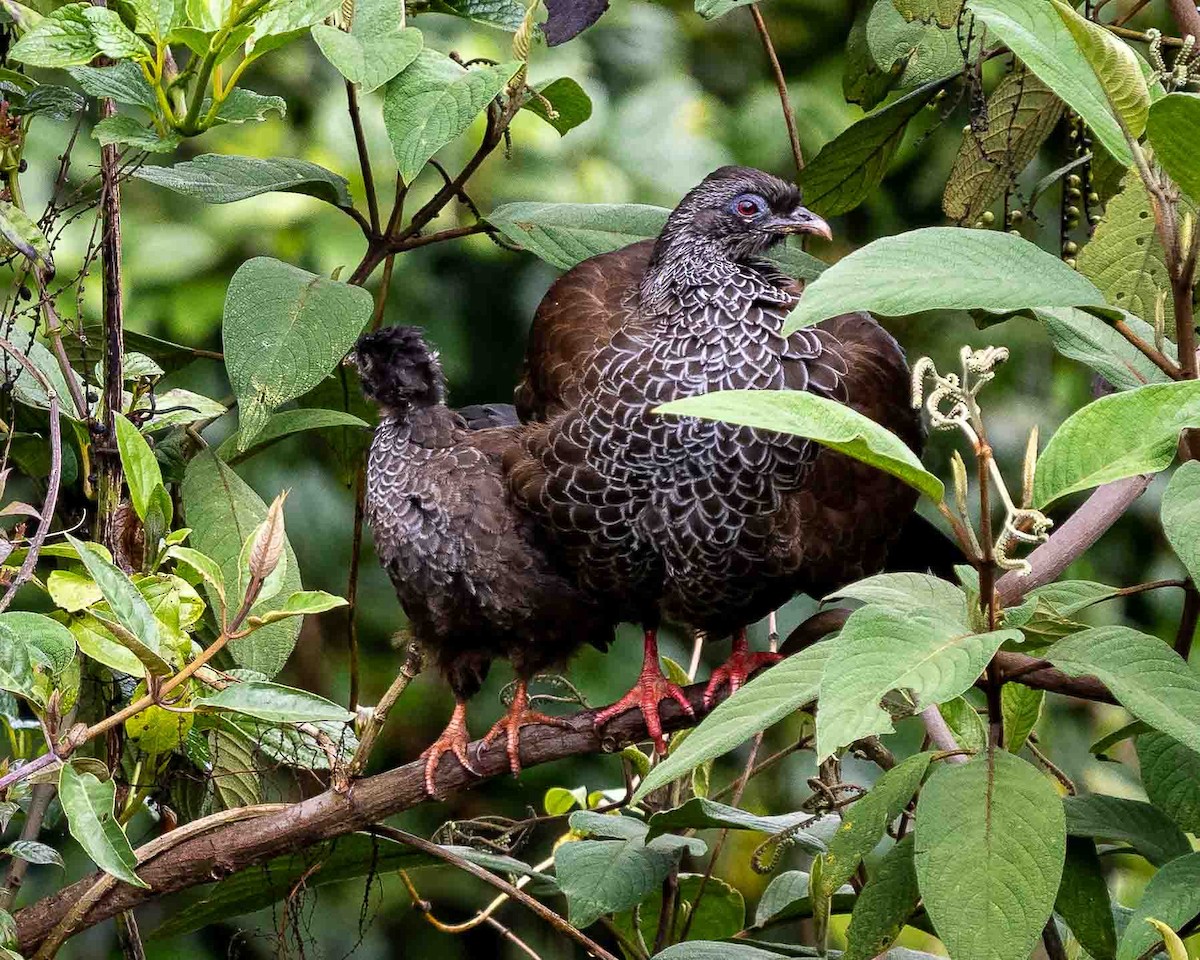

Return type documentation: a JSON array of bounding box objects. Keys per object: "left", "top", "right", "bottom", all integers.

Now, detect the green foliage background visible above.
[{"left": 8, "top": 0, "right": 1190, "bottom": 956}]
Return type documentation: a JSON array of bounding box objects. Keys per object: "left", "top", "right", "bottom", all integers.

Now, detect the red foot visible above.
[
  {"left": 478, "top": 683, "right": 573, "bottom": 776},
  {"left": 421, "top": 702, "right": 478, "bottom": 796},
  {"left": 595, "top": 671, "right": 694, "bottom": 755},
  {"left": 704, "top": 649, "right": 782, "bottom": 708}
]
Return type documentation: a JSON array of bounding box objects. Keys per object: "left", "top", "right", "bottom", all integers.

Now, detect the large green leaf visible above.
[
  {"left": 69, "top": 62, "right": 156, "bottom": 108},
  {"left": 133, "top": 155, "right": 352, "bottom": 207},
  {"left": 656, "top": 389, "right": 942, "bottom": 503},
  {"left": 865, "top": 3, "right": 965, "bottom": 93},
  {"left": 1031, "top": 307, "right": 1172, "bottom": 391},
  {"left": 844, "top": 835, "right": 921, "bottom": 960},
  {"left": 67, "top": 536, "right": 171, "bottom": 676},
  {"left": 10, "top": 3, "right": 148, "bottom": 67},
  {"left": 914, "top": 749, "right": 1066, "bottom": 960},
  {"left": 248, "top": 0, "right": 339, "bottom": 46},
  {"left": 427, "top": 0, "right": 526, "bottom": 30},
  {"left": 1077, "top": 172, "right": 1184, "bottom": 328},
  {"left": 215, "top": 407, "right": 369, "bottom": 463},
  {"left": 0, "top": 612, "right": 76, "bottom": 706},
  {"left": 1056, "top": 837, "right": 1117, "bottom": 960},
  {"left": 311, "top": 0, "right": 421, "bottom": 93},
  {"left": 93, "top": 116, "right": 181, "bottom": 154},
  {"left": 1049, "top": 626, "right": 1200, "bottom": 755},
  {"left": 815, "top": 605, "right": 1019, "bottom": 759},
  {"left": 1033, "top": 382, "right": 1200, "bottom": 508},
  {"left": 222, "top": 257, "right": 373, "bottom": 450},
  {"left": 631, "top": 641, "right": 832, "bottom": 802},
  {"left": 1147, "top": 93, "right": 1200, "bottom": 205},
  {"left": 802, "top": 77, "right": 946, "bottom": 217},
  {"left": 1001, "top": 682, "right": 1042, "bottom": 753},
  {"left": 654, "top": 945, "right": 795, "bottom": 960},
  {"left": 1063, "top": 794, "right": 1192, "bottom": 867},
  {"left": 1136, "top": 731, "right": 1200, "bottom": 835},
  {"left": 181, "top": 452, "right": 302, "bottom": 677},
  {"left": 645, "top": 798, "right": 827, "bottom": 852},
  {"left": 59, "top": 763, "right": 147, "bottom": 888},
  {"left": 892, "top": 0, "right": 962, "bottom": 25},
  {"left": 383, "top": 52, "right": 515, "bottom": 182},
  {"left": 1050, "top": 0, "right": 1148, "bottom": 138},
  {"left": 195, "top": 680, "right": 353, "bottom": 723},
  {"left": 818, "top": 752, "right": 932, "bottom": 896},
  {"left": 1115, "top": 853, "right": 1200, "bottom": 960},
  {"left": 827, "top": 572, "right": 967, "bottom": 624},
  {"left": 784, "top": 227, "right": 1109, "bottom": 332},
  {"left": 966, "top": 0, "right": 1131, "bottom": 166},
  {"left": 1161, "top": 461, "right": 1200, "bottom": 584},
  {"left": 523, "top": 77, "right": 592, "bottom": 135},
  {"left": 943, "top": 69, "right": 1063, "bottom": 222}
]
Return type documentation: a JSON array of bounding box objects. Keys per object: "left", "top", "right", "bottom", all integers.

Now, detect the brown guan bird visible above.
[
  {"left": 354, "top": 326, "right": 614, "bottom": 793},
  {"left": 506, "top": 166, "right": 924, "bottom": 751}
]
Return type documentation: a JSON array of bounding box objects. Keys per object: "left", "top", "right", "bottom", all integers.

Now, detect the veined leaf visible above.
[
  {"left": 1031, "top": 307, "right": 1173, "bottom": 391},
  {"left": 69, "top": 62, "right": 157, "bottom": 108},
  {"left": 914, "top": 749, "right": 1066, "bottom": 960},
  {"left": 215, "top": 407, "right": 369, "bottom": 463},
  {"left": 1147, "top": 93, "right": 1200, "bottom": 205},
  {"left": 195, "top": 680, "right": 353, "bottom": 723},
  {"left": 134, "top": 155, "right": 352, "bottom": 207},
  {"left": 1034, "top": 382, "right": 1200, "bottom": 507},
  {"left": 1136, "top": 731, "right": 1200, "bottom": 834},
  {"left": 114, "top": 414, "right": 167, "bottom": 525},
  {"left": 59, "top": 762, "right": 147, "bottom": 888},
  {"left": 827, "top": 572, "right": 968, "bottom": 624},
  {"left": 1056, "top": 837, "right": 1117, "bottom": 960},
  {"left": 311, "top": 0, "right": 421, "bottom": 93},
  {"left": 1115, "top": 853, "right": 1200, "bottom": 960},
  {"left": 1001, "top": 682, "right": 1043, "bottom": 753},
  {"left": 0, "top": 612, "right": 76, "bottom": 706},
  {"left": 844, "top": 835, "right": 921, "bottom": 960},
  {"left": 656, "top": 389, "right": 943, "bottom": 503},
  {"left": 522, "top": 77, "right": 592, "bottom": 136},
  {"left": 1063, "top": 793, "right": 1192, "bottom": 867},
  {"left": 645, "top": 798, "right": 828, "bottom": 852},
  {"left": 784, "top": 227, "right": 1110, "bottom": 332},
  {"left": 1161, "top": 461, "right": 1200, "bottom": 585},
  {"left": 93, "top": 116, "right": 181, "bottom": 153},
  {"left": 892, "top": 0, "right": 963, "bottom": 26}
]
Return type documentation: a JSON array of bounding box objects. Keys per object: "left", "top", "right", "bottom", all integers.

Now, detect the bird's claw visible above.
[
  {"left": 478, "top": 707, "right": 573, "bottom": 776},
  {"left": 594, "top": 673, "right": 694, "bottom": 755},
  {"left": 703, "top": 649, "right": 781, "bottom": 708},
  {"left": 421, "top": 711, "right": 479, "bottom": 796}
]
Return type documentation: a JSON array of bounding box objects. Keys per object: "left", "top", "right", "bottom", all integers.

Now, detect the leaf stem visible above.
[
  {"left": 346, "top": 81, "right": 380, "bottom": 234},
  {"left": 747, "top": 3, "right": 804, "bottom": 180}
]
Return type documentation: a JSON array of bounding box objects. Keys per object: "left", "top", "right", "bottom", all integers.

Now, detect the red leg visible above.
[
  {"left": 478, "top": 679, "right": 573, "bottom": 776},
  {"left": 420, "top": 700, "right": 478, "bottom": 796},
  {"left": 703, "top": 627, "right": 782, "bottom": 708},
  {"left": 594, "top": 629, "right": 694, "bottom": 754}
]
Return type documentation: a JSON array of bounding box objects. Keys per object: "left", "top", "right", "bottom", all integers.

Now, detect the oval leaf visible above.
[
  {"left": 1115, "top": 853, "right": 1200, "bottom": 960},
  {"left": 195, "top": 680, "right": 353, "bottom": 723},
  {"left": 134, "top": 155, "right": 352, "bottom": 207},
  {"left": 1147, "top": 93, "right": 1200, "bottom": 205},
  {"left": 59, "top": 762, "right": 148, "bottom": 888},
  {"left": 1161, "top": 460, "right": 1200, "bottom": 584}
]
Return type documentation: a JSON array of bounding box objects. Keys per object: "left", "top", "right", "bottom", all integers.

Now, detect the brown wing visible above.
[{"left": 514, "top": 239, "right": 655, "bottom": 422}]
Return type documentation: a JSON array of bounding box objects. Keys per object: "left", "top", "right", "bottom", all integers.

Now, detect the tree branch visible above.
[{"left": 1167, "top": 0, "right": 1200, "bottom": 43}]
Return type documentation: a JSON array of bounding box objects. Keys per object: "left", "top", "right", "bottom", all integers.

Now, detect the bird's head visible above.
[
  {"left": 351, "top": 325, "right": 446, "bottom": 414},
  {"left": 658, "top": 166, "right": 831, "bottom": 262}
]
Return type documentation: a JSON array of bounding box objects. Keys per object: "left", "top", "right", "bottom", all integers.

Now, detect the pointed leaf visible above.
[
  {"left": 214, "top": 407, "right": 369, "bottom": 463},
  {"left": 134, "top": 155, "right": 351, "bottom": 207},
  {"left": 114, "top": 413, "right": 166, "bottom": 524},
  {"left": 827, "top": 572, "right": 967, "bottom": 624},
  {"left": 645, "top": 799, "right": 827, "bottom": 852},
  {"left": 914, "top": 749, "right": 1066, "bottom": 960},
  {"left": 59, "top": 762, "right": 147, "bottom": 888},
  {"left": 1031, "top": 307, "right": 1172, "bottom": 391},
  {"left": 67, "top": 536, "right": 165, "bottom": 670},
  {"left": 1056, "top": 837, "right": 1117, "bottom": 960},
  {"left": 248, "top": 590, "right": 347, "bottom": 625},
  {"left": 1136, "top": 731, "right": 1200, "bottom": 834},
  {"left": 1063, "top": 794, "right": 1191, "bottom": 866},
  {"left": 1116, "top": 853, "right": 1200, "bottom": 960},
  {"left": 844, "top": 835, "right": 921, "bottom": 960},
  {"left": 523, "top": 77, "right": 592, "bottom": 135},
  {"left": 0, "top": 612, "right": 76, "bottom": 705},
  {"left": 311, "top": 0, "right": 421, "bottom": 94},
  {"left": 1001, "top": 682, "right": 1043, "bottom": 753},
  {"left": 1162, "top": 460, "right": 1200, "bottom": 585},
  {"left": 195, "top": 680, "right": 352, "bottom": 723},
  {"left": 1147, "top": 93, "right": 1200, "bottom": 205}
]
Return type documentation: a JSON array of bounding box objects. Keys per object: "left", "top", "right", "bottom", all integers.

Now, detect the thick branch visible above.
[{"left": 1167, "top": 0, "right": 1200, "bottom": 43}]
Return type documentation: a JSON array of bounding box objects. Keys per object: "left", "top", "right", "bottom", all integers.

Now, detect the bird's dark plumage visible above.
[
  {"left": 356, "top": 326, "right": 613, "bottom": 790},
  {"left": 506, "top": 167, "right": 922, "bottom": 734}
]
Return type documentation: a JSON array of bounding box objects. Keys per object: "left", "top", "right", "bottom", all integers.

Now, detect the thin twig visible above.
[
  {"left": 346, "top": 81, "right": 381, "bottom": 235},
  {"left": 748, "top": 4, "right": 804, "bottom": 179},
  {"left": 347, "top": 640, "right": 423, "bottom": 779},
  {"left": 1175, "top": 582, "right": 1200, "bottom": 659},
  {"left": 0, "top": 784, "right": 56, "bottom": 911},
  {"left": 1113, "top": 318, "right": 1184, "bottom": 379},
  {"left": 368, "top": 825, "right": 620, "bottom": 960}
]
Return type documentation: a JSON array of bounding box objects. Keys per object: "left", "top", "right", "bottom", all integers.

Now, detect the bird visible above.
[
  {"left": 354, "top": 326, "right": 615, "bottom": 794},
  {"left": 505, "top": 166, "right": 924, "bottom": 751}
]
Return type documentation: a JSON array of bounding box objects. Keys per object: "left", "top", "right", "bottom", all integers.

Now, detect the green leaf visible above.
[
  {"left": 47, "top": 570, "right": 103, "bottom": 612},
  {"left": 802, "top": 77, "right": 946, "bottom": 217},
  {"left": 695, "top": 0, "right": 754, "bottom": 18},
  {"left": 1034, "top": 382, "right": 1200, "bottom": 508},
  {"left": 207, "top": 87, "right": 286, "bottom": 124},
  {"left": 181, "top": 452, "right": 302, "bottom": 677},
  {"left": 215, "top": 407, "right": 369, "bottom": 463},
  {"left": 1030, "top": 580, "right": 1127, "bottom": 616},
  {"left": 205, "top": 718, "right": 263, "bottom": 811},
  {"left": 1056, "top": 837, "right": 1117, "bottom": 960},
  {"left": 67, "top": 536, "right": 167, "bottom": 672},
  {"left": 222, "top": 258, "right": 373, "bottom": 450},
  {"left": 645, "top": 798, "right": 828, "bottom": 852},
  {"left": 9, "top": 4, "right": 98, "bottom": 67},
  {"left": 248, "top": 0, "right": 339, "bottom": 46},
  {"left": 1050, "top": 0, "right": 1148, "bottom": 138},
  {"left": 638, "top": 944, "right": 792, "bottom": 960},
  {"left": 820, "top": 752, "right": 933, "bottom": 896},
  {"left": 522, "top": 77, "right": 592, "bottom": 135},
  {"left": 114, "top": 413, "right": 166, "bottom": 524},
  {"left": 383, "top": 52, "right": 515, "bottom": 182},
  {"left": 844, "top": 835, "right": 921, "bottom": 960},
  {"left": 631, "top": 642, "right": 832, "bottom": 802},
  {"left": 786, "top": 227, "right": 1109, "bottom": 333},
  {"left": 2, "top": 839, "right": 64, "bottom": 868},
  {"left": 311, "top": 0, "right": 421, "bottom": 94},
  {"left": 1136, "top": 731, "right": 1200, "bottom": 834},
  {"left": 753, "top": 871, "right": 842, "bottom": 927},
  {"left": 125, "top": 681, "right": 193, "bottom": 755},
  {"left": 137, "top": 388, "right": 227, "bottom": 431},
  {"left": 127, "top": 0, "right": 182, "bottom": 40},
  {"left": 487, "top": 201, "right": 669, "bottom": 270},
  {"left": 59, "top": 762, "right": 147, "bottom": 888},
  {"left": 1031, "top": 307, "right": 1172, "bottom": 391},
  {"left": 195, "top": 680, "right": 353, "bottom": 723},
  {"left": 614, "top": 873, "right": 744, "bottom": 946},
  {"left": 425, "top": 0, "right": 525, "bottom": 30},
  {"left": 1078, "top": 172, "right": 1185, "bottom": 329},
  {"left": 0, "top": 200, "right": 50, "bottom": 267},
  {"left": 914, "top": 749, "right": 1066, "bottom": 960},
  {"left": 1063, "top": 794, "right": 1192, "bottom": 866},
  {"left": 891, "top": 0, "right": 963, "bottom": 26},
  {"left": 816, "top": 605, "right": 1019, "bottom": 759},
  {"left": 0, "top": 612, "right": 75, "bottom": 705},
  {"left": 70, "top": 615, "right": 145, "bottom": 677},
  {"left": 133, "top": 155, "right": 352, "bottom": 207},
  {"left": 8, "top": 82, "right": 85, "bottom": 121},
  {"left": 966, "top": 0, "right": 1131, "bottom": 166},
  {"left": 656, "top": 389, "right": 942, "bottom": 503},
  {"left": 69, "top": 62, "right": 157, "bottom": 108},
  {"left": 248, "top": 590, "right": 347, "bottom": 625},
  {"left": 938, "top": 696, "right": 988, "bottom": 752},
  {"left": 93, "top": 115, "right": 181, "bottom": 154},
  {"left": 10, "top": 338, "right": 85, "bottom": 419},
  {"left": 1001, "top": 683, "right": 1042, "bottom": 753},
  {"left": 166, "top": 546, "right": 226, "bottom": 606},
  {"left": 943, "top": 69, "right": 1064, "bottom": 223},
  {"left": 84, "top": 4, "right": 151, "bottom": 58},
  {"left": 1162, "top": 461, "right": 1200, "bottom": 584},
  {"left": 1049, "top": 624, "right": 1200, "bottom": 756},
  {"left": 1115, "top": 853, "right": 1200, "bottom": 960},
  {"left": 866, "top": 2, "right": 966, "bottom": 89},
  {"left": 827, "top": 572, "right": 967, "bottom": 624},
  {"left": 1147, "top": 93, "right": 1200, "bottom": 205}
]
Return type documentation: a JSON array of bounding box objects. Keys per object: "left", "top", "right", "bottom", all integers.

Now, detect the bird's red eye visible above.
[{"left": 736, "top": 198, "right": 761, "bottom": 217}]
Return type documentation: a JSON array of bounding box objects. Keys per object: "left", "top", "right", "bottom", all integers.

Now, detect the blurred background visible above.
[{"left": 9, "top": 0, "right": 1189, "bottom": 955}]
